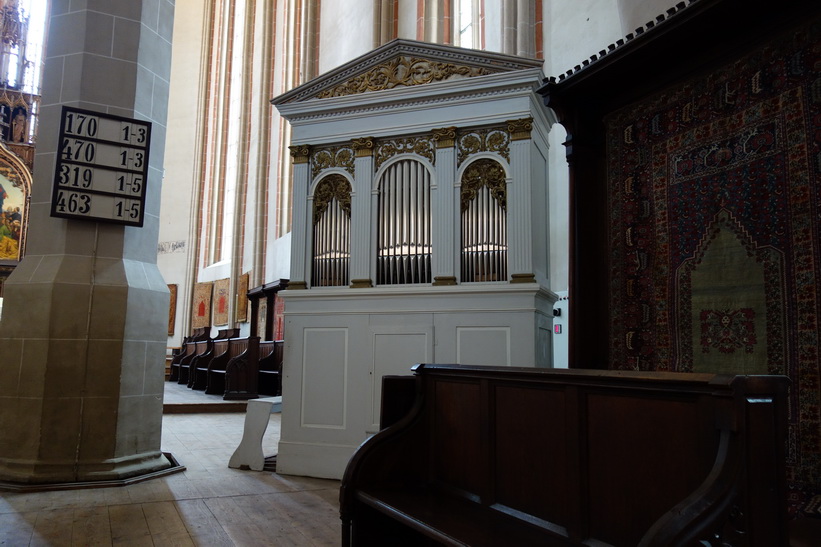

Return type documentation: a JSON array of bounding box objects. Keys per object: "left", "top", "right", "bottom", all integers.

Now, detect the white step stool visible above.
[{"left": 228, "top": 396, "right": 282, "bottom": 471}]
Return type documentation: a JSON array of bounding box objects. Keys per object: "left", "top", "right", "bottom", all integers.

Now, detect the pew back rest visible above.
[
  {"left": 259, "top": 341, "right": 276, "bottom": 360},
  {"left": 258, "top": 340, "right": 283, "bottom": 372},
  {"left": 343, "top": 364, "right": 789, "bottom": 546},
  {"left": 228, "top": 338, "right": 250, "bottom": 359},
  {"left": 212, "top": 339, "right": 230, "bottom": 357}
]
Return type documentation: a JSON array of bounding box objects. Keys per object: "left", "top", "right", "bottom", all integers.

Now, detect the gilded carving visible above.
[
  {"left": 316, "top": 56, "right": 494, "bottom": 99},
  {"left": 507, "top": 117, "right": 534, "bottom": 141},
  {"left": 289, "top": 144, "right": 311, "bottom": 164},
  {"left": 313, "top": 174, "right": 352, "bottom": 224},
  {"left": 460, "top": 158, "right": 507, "bottom": 212},
  {"left": 374, "top": 136, "right": 435, "bottom": 170},
  {"left": 311, "top": 145, "right": 355, "bottom": 179},
  {"left": 432, "top": 127, "right": 457, "bottom": 148},
  {"left": 457, "top": 127, "right": 510, "bottom": 165},
  {"left": 351, "top": 137, "right": 375, "bottom": 157}
]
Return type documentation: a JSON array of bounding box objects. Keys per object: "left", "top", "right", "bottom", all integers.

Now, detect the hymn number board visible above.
[{"left": 50, "top": 107, "right": 152, "bottom": 227}]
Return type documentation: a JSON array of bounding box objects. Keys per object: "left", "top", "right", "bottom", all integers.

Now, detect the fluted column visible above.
[
  {"left": 350, "top": 137, "right": 374, "bottom": 288},
  {"left": 507, "top": 117, "right": 536, "bottom": 283},
  {"left": 288, "top": 145, "right": 311, "bottom": 289},
  {"left": 432, "top": 127, "right": 457, "bottom": 285}
]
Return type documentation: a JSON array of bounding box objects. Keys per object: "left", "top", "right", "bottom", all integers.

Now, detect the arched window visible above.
[
  {"left": 311, "top": 174, "right": 351, "bottom": 287},
  {"left": 377, "top": 159, "right": 432, "bottom": 285},
  {"left": 461, "top": 158, "right": 507, "bottom": 282}
]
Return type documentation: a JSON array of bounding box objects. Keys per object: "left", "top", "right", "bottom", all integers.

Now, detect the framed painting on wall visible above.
[
  {"left": 167, "top": 284, "right": 177, "bottom": 336},
  {"left": 213, "top": 278, "right": 230, "bottom": 326},
  {"left": 236, "top": 272, "right": 249, "bottom": 322},
  {"left": 191, "top": 282, "right": 213, "bottom": 328}
]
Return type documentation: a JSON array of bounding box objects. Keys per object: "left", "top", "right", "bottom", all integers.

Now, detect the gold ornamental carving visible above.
[
  {"left": 432, "top": 127, "right": 457, "bottom": 148},
  {"left": 460, "top": 158, "right": 507, "bottom": 212},
  {"left": 289, "top": 144, "right": 311, "bottom": 164},
  {"left": 311, "top": 145, "right": 355, "bottom": 179},
  {"left": 457, "top": 127, "right": 510, "bottom": 166},
  {"left": 507, "top": 117, "right": 534, "bottom": 141},
  {"left": 374, "top": 136, "right": 435, "bottom": 170},
  {"left": 313, "top": 174, "right": 352, "bottom": 225},
  {"left": 316, "top": 56, "right": 494, "bottom": 99},
  {"left": 351, "top": 137, "right": 375, "bottom": 157}
]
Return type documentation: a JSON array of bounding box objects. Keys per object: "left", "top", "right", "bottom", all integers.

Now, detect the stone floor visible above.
[{"left": 0, "top": 383, "right": 342, "bottom": 546}]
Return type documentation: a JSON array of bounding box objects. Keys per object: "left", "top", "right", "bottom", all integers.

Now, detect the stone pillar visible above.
[
  {"left": 507, "top": 117, "right": 536, "bottom": 283},
  {"left": 350, "top": 137, "right": 374, "bottom": 288},
  {"left": 432, "top": 127, "right": 457, "bottom": 285},
  {"left": 0, "top": 1, "right": 175, "bottom": 483},
  {"left": 287, "top": 145, "right": 311, "bottom": 290}
]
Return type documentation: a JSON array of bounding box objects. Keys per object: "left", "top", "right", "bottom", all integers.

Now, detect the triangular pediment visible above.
[{"left": 273, "top": 39, "right": 544, "bottom": 105}]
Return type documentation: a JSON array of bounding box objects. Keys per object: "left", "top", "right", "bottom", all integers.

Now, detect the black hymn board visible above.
[{"left": 50, "top": 106, "right": 151, "bottom": 227}]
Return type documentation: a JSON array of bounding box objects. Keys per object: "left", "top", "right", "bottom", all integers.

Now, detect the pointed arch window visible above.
[
  {"left": 377, "top": 159, "right": 432, "bottom": 285},
  {"left": 312, "top": 174, "right": 351, "bottom": 287},
  {"left": 461, "top": 158, "right": 507, "bottom": 282}
]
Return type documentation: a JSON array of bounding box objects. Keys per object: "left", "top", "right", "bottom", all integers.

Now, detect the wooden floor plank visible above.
[
  {"left": 108, "top": 504, "right": 151, "bottom": 544},
  {"left": 172, "top": 498, "right": 232, "bottom": 542},
  {"left": 30, "top": 508, "right": 75, "bottom": 547},
  {"left": 71, "top": 506, "right": 113, "bottom": 547},
  {"left": 146, "top": 531, "right": 197, "bottom": 546},
  {"left": 230, "top": 494, "right": 308, "bottom": 547},
  {"left": 0, "top": 511, "right": 35, "bottom": 546},
  {"left": 142, "top": 500, "right": 190, "bottom": 537},
  {"left": 204, "top": 496, "right": 274, "bottom": 546}
]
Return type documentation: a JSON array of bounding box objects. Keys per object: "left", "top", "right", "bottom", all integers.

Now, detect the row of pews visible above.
[{"left": 167, "top": 327, "right": 283, "bottom": 400}]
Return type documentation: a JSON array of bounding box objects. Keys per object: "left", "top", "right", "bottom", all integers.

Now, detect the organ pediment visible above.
[{"left": 273, "top": 39, "right": 543, "bottom": 105}]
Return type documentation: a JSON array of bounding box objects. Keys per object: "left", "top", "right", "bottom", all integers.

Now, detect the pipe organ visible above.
[{"left": 272, "top": 39, "right": 559, "bottom": 479}]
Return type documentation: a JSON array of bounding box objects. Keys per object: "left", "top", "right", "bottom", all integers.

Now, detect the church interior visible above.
[{"left": 0, "top": 0, "right": 820, "bottom": 544}]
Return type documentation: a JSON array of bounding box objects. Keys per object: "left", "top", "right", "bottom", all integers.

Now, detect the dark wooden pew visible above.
[
  {"left": 258, "top": 340, "right": 284, "bottom": 396},
  {"left": 341, "top": 364, "right": 789, "bottom": 547},
  {"left": 179, "top": 339, "right": 211, "bottom": 386},
  {"left": 190, "top": 338, "right": 230, "bottom": 390},
  {"left": 204, "top": 336, "right": 261, "bottom": 400},
  {"left": 224, "top": 336, "right": 260, "bottom": 400},
  {"left": 205, "top": 337, "right": 250, "bottom": 395},
  {"left": 168, "top": 328, "right": 209, "bottom": 382}
]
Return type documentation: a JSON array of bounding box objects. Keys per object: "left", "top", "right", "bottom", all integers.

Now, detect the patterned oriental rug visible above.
[{"left": 606, "top": 19, "right": 820, "bottom": 511}]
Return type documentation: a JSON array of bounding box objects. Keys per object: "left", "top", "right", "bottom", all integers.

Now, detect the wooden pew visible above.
[
  {"left": 341, "top": 364, "right": 789, "bottom": 547},
  {"left": 205, "top": 337, "right": 250, "bottom": 396},
  {"left": 224, "top": 336, "right": 260, "bottom": 400},
  {"left": 179, "top": 339, "right": 211, "bottom": 386},
  {"left": 167, "top": 338, "right": 192, "bottom": 382},
  {"left": 190, "top": 337, "right": 230, "bottom": 390},
  {"left": 258, "top": 340, "right": 284, "bottom": 396},
  {"left": 168, "top": 328, "right": 209, "bottom": 382},
  {"left": 205, "top": 336, "right": 261, "bottom": 399}
]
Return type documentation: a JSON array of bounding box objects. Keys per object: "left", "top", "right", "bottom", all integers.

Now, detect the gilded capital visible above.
[
  {"left": 507, "top": 117, "right": 534, "bottom": 141},
  {"left": 289, "top": 144, "right": 311, "bottom": 164},
  {"left": 351, "top": 137, "right": 375, "bottom": 157},
  {"left": 432, "top": 126, "right": 457, "bottom": 148}
]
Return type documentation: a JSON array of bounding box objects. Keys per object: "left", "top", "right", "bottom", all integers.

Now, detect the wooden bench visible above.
[
  {"left": 203, "top": 336, "right": 261, "bottom": 400},
  {"left": 224, "top": 336, "right": 260, "bottom": 400},
  {"left": 340, "top": 364, "right": 789, "bottom": 547},
  {"left": 168, "top": 327, "right": 209, "bottom": 382},
  {"left": 258, "top": 340, "right": 284, "bottom": 396},
  {"left": 190, "top": 337, "right": 230, "bottom": 390},
  {"left": 178, "top": 339, "right": 211, "bottom": 386}
]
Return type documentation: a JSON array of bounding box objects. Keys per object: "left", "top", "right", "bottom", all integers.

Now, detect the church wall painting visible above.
[
  {"left": 236, "top": 272, "right": 249, "bottom": 322},
  {"left": 213, "top": 278, "right": 230, "bottom": 326},
  {"left": 0, "top": 170, "right": 25, "bottom": 261},
  {"left": 167, "top": 284, "right": 177, "bottom": 336},
  {"left": 191, "top": 282, "right": 213, "bottom": 329}
]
